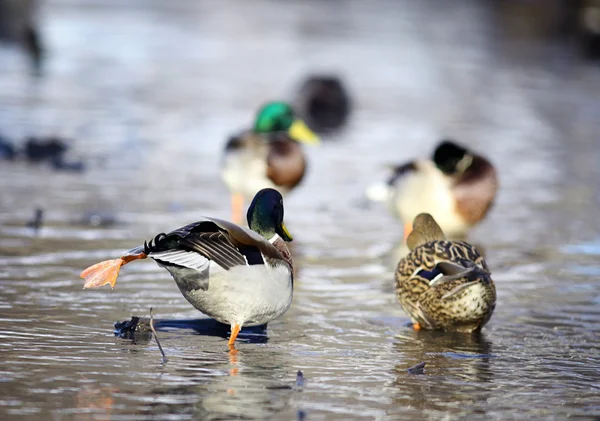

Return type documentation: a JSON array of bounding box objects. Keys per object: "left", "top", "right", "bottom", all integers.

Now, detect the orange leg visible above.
[
  {"left": 403, "top": 222, "right": 413, "bottom": 242},
  {"left": 413, "top": 322, "right": 421, "bottom": 331},
  {"left": 228, "top": 323, "right": 241, "bottom": 351},
  {"left": 231, "top": 193, "right": 245, "bottom": 225},
  {"left": 81, "top": 253, "right": 146, "bottom": 289}
]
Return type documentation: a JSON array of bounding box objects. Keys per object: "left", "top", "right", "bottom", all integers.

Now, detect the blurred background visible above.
[{"left": 1, "top": 1, "right": 599, "bottom": 420}]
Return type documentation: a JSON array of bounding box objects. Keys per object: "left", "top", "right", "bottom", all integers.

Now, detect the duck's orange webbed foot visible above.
[{"left": 80, "top": 253, "right": 147, "bottom": 289}]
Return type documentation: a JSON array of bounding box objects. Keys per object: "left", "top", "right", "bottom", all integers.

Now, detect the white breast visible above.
[
  {"left": 389, "top": 160, "right": 469, "bottom": 238},
  {"left": 222, "top": 147, "right": 279, "bottom": 199},
  {"left": 190, "top": 262, "right": 293, "bottom": 327}
]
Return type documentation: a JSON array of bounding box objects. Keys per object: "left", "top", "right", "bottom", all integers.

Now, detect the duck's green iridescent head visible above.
[
  {"left": 253, "top": 101, "right": 320, "bottom": 145},
  {"left": 247, "top": 188, "right": 293, "bottom": 242}
]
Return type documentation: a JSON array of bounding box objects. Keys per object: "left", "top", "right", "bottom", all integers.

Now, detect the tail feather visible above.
[{"left": 81, "top": 253, "right": 147, "bottom": 289}]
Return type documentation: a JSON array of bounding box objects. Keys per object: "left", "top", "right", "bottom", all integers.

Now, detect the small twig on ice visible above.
[{"left": 149, "top": 307, "right": 168, "bottom": 363}]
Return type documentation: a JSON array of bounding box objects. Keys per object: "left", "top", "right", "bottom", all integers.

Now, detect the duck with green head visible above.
[
  {"left": 222, "top": 101, "right": 319, "bottom": 224},
  {"left": 367, "top": 139, "right": 498, "bottom": 241},
  {"left": 80, "top": 188, "right": 295, "bottom": 352}
]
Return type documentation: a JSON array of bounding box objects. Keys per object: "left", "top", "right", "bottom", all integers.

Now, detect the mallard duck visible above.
[
  {"left": 395, "top": 213, "right": 496, "bottom": 333},
  {"left": 368, "top": 139, "right": 498, "bottom": 240},
  {"left": 80, "top": 188, "right": 294, "bottom": 351},
  {"left": 579, "top": 0, "right": 600, "bottom": 59},
  {"left": 292, "top": 74, "right": 352, "bottom": 134},
  {"left": 0, "top": 0, "right": 43, "bottom": 72},
  {"left": 222, "top": 101, "right": 319, "bottom": 224}
]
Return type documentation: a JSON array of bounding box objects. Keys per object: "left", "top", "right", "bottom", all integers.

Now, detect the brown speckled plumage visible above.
[{"left": 396, "top": 214, "right": 496, "bottom": 333}]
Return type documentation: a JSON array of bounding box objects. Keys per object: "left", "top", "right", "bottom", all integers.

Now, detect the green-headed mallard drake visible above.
[
  {"left": 368, "top": 139, "right": 498, "bottom": 241},
  {"left": 292, "top": 74, "right": 352, "bottom": 134},
  {"left": 80, "top": 188, "right": 294, "bottom": 351},
  {"left": 395, "top": 213, "right": 496, "bottom": 333},
  {"left": 222, "top": 101, "right": 319, "bottom": 224}
]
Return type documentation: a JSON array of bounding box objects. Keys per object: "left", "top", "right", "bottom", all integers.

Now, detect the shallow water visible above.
[{"left": 1, "top": 1, "right": 600, "bottom": 420}]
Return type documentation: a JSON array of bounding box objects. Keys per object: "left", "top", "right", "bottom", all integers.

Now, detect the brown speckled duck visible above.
[
  {"left": 368, "top": 139, "right": 498, "bottom": 241},
  {"left": 395, "top": 213, "right": 496, "bottom": 333}
]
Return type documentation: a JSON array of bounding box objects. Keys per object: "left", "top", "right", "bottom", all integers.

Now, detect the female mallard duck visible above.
[
  {"left": 292, "top": 74, "right": 352, "bottom": 134},
  {"left": 395, "top": 213, "right": 496, "bottom": 333},
  {"left": 222, "top": 101, "right": 319, "bottom": 224},
  {"left": 80, "top": 188, "right": 294, "bottom": 350},
  {"left": 368, "top": 139, "right": 498, "bottom": 240}
]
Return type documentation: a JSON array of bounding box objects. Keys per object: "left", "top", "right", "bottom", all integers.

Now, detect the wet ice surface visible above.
[{"left": 1, "top": 1, "right": 600, "bottom": 420}]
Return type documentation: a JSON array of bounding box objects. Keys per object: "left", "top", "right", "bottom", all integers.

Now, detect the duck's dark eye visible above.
[
  {"left": 272, "top": 205, "right": 283, "bottom": 223},
  {"left": 417, "top": 266, "right": 443, "bottom": 281}
]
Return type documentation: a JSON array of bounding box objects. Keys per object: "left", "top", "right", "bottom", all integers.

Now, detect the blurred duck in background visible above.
[
  {"left": 292, "top": 74, "right": 352, "bottom": 135},
  {"left": 492, "top": 0, "right": 600, "bottom": 60},
  {"left": 0, "top": 0, "right": 44, "bottom": 73},
  {"left": 222, "top": 102, "right": 319, "bottom": 224},
  {"left": 367, "top": 140, "right": 498, "bottom": 241},
  {"left": 579, "top": 0, "right": 600, "bottom": 58}
]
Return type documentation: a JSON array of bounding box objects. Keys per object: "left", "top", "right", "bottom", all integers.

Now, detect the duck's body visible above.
[
  {"left": 292, "top": 74, "right": 352, "bottom": 134},
  {"left": 395, "top": 213, "right": 496, "bottom": 333},
  {"left": 81, "top": 189, "right": 294, "bottom": 349},
  {"left": 370, "top": 140, "right": 497, "bottom": 240},
  {"left": 221, "top": 102, "right": 318, "bottom": 224},
  {"left": 0, "top": 0, "right": 43, "bottom": 72},
  {"left": 222, "top": 131, "right": 307, "bottom": 200},
  {"left": 387, "top": 160, "right": 469, "bottom": 239},
  {"left": 141, "top": 218, "right": 292, "bottom": 328}
]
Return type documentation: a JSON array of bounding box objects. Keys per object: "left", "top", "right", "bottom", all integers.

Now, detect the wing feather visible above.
[
  {"left": 178, "top": 231, "right": 247, "bottom": 270},
  {"left": 150, "top": 249, "right": 210, "bottom": 270},
  {"left": 143, "top": 218, "right": 271, "bottom": 271}
]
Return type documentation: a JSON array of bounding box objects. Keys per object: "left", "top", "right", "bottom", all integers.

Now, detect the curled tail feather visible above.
[{"left": 81, "top": 253, "right": 147, "bottom": 289}]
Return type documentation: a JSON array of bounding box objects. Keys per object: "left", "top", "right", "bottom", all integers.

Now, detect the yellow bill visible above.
[
  {"left": 278, "top": 222, "right": 294, "bottom": 242},
  {"left": 288, "top": 119, "right": 320, "bottom": 145}
]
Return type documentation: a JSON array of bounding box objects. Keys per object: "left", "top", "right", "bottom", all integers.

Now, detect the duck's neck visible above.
[
  {"left": 268, "top": 234, "right": 294, "bottom": 283},
  {"left": 247, "top": 212, "right": 276, "bottom": 240},
  {"left": 456, "top": 154, "right": 473, "bottom": 173}
]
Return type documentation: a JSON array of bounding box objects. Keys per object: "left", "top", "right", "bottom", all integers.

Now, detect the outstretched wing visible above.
[{"left": 143, "top": 220, "right": 265, "bottom": 270}]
